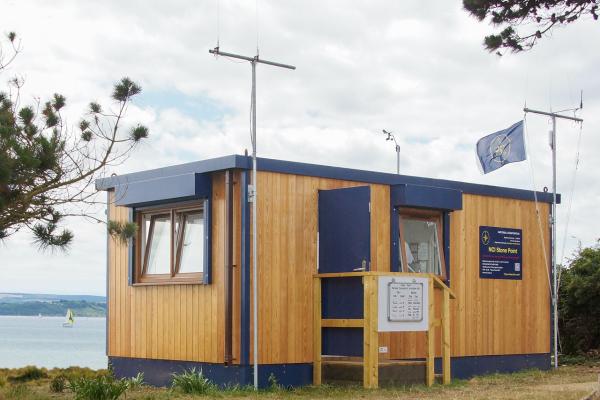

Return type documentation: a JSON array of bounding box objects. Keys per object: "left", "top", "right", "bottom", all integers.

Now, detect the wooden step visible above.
[
  {"left": 323, "top": 359, "right": 426, "bottom": 367},
  {"left": 322, "top": 357, "right": 426, "bottom": 386}
]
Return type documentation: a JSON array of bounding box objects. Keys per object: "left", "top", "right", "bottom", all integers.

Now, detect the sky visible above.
[{"left": 0, "top": 1, "right": 598, "bottom": 296}]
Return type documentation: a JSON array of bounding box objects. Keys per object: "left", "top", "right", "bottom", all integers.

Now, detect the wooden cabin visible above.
[{"left": 96, "top": 155, "right": 554, "bottom": 388}]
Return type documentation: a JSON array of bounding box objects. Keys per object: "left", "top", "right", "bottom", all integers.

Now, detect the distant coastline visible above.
[{"left": 0, "top": 293, "right": 106, "bottom": 318}]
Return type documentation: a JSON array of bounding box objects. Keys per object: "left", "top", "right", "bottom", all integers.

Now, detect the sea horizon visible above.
[{"left": 0, "top": 315, "right": 107, "bottom": 370}]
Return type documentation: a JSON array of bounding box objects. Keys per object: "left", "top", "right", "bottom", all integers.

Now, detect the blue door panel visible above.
[
  {"left": 318, "top": 186, "right": 370, "bottom": 357},
  {"left": 318, "top": 186, "right": 370, "bottom": 273},
  {"left": 322, "top": 328, "right": 363, "bottom": 357},
  {"left": 322, "top": 277, "right": 363, "bottom": 319}
]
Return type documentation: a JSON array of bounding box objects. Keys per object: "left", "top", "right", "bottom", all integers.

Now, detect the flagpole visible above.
[{"left": 523, "top": 107, "right": 583, "bottom": 370}]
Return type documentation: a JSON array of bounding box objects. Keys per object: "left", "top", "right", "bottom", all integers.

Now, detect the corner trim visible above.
[{"left": 240, "top": 171, "right": 251, "bottom": 365}]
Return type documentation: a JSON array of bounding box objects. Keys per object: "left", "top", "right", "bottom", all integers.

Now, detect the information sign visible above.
[
  {"left": 479, "top": 226, "right": 522, "bottom": 280},
  {"left": 378, "top": 276, "right": 429, "bottom": 332}
]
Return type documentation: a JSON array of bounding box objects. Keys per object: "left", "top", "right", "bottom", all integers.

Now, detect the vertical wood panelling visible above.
[
  {"left": 389, "top": 194, "right": 551, "bottom": 359},
  {"left": 108, "top": 170, "right": 550, "bottom": 366},
  {"left": 107, "top": 172, "right": 234, "bottom": 363},
  {"left": 252, "top": 172, "right": 389, "bottom": 364}
]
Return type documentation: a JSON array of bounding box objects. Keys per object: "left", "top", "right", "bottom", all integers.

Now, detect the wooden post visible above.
[
  {"left": 426, "top": 277, "right": 435, "bottom": 386},
  {"left": 363, "top": 275, "right": 379, "bottom": 389},
  {"left": 442, "top": 288, "right": 451, "bottom": 384},
  {"left": 313, "top": 277, "right": 322, "bottom": 385}
]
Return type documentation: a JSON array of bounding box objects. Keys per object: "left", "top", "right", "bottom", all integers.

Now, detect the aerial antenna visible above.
[
  {"left": 216, "top": 0, "right": 220, "bottom": 49},
  {"left": 209, "top": 46, "right": 295, "bottom": 390},
  {"left": 523, "top": 102, "right": 583, "bottom": 371}
]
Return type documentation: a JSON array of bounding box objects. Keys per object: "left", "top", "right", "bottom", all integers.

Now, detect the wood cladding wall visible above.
[
  {"left": 251, "top": 173, "right": 551, "bottom": 363},
  {"left": 387, "top": 194, "right": 551, "bottom": 359},
  {"left": 107, "top": 171, "right": 242, "bottom": 364},
  {"left": 251, "top": 172, "right": 389, "bottom": 364},
  {"left": 107, "top": 168, "right": 550, "bottom": 365}
]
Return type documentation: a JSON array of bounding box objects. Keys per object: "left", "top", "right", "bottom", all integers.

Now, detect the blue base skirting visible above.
[
  {"left": 109, "top": 353, "right": 550, "bottom": 388},
  {"left": 109, "top": 357, "right": 312, "bottom": 388},
  {"left": 447, "top": 353, "right": 551, "bottom": 379}
]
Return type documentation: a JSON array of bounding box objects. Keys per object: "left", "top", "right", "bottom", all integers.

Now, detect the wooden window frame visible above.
[
  {"left": 398, "top": 208, "right": 447, "bottom": 281},
  {"left": 134, "top": 202, "right": 205, "bottom": 285}
]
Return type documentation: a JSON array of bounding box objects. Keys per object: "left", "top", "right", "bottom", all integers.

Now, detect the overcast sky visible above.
[{"left": 0, "top": 1, "right": 598, "bottom": 296}]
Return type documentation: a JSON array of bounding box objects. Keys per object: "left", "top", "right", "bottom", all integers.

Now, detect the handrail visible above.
[
  {"left": 313, "top": 270, "right": 456, "bottom": 388},
  {"left": 314, "top": 271, "right": 456, "bottom": 299}
]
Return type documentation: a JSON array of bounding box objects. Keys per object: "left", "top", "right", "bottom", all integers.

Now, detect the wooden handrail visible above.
[
  {"left": 314, "top": 271, "right": 456, "bottom": 299},
  {"left": 313, "top": 271, "right": 456, "bottom": 388}
]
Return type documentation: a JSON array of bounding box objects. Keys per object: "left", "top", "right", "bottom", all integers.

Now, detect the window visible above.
[
  {"left": 136, "top": 203, "right": 205, "bottom": 284},
  {"left": 398, "top": 210, "right": 446, "bottom": 279}
]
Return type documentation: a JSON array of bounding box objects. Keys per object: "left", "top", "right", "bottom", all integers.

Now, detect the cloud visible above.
[{"left": 0, "top": 0, "right": 598, "bottom": 295}]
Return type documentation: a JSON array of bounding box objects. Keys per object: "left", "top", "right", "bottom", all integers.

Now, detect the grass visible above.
[
  {"left": 68, "top": 375, "right": 129, "bottom": 400},
  {"left": 0, "top": 362, "right": 597, "bottom": 400}
]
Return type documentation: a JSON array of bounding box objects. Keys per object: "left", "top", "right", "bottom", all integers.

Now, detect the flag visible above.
[{"left": 476, "top": 120, "right": 526, "bottom": 174}]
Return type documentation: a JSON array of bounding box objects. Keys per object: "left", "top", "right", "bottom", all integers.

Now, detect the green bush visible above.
[
  {"left": 8, "top": 366, "right": 47, "bottom": 383},
  {"left": 170, "top": 368, "right": 216, "bottom": 395},
  {"left": 60, "top": 366, "right": 109, "bottom": 381},
  {"left": 125, "top": 372, "right": 145, "bottom": 390},
  {"left": 69, "top": 376, "right": 128, "bottom": 400},
  {"left": 0, "top": 374, "right": 6, "bottom": 388},
  {"left": 267, "top": 373, "right": 282, "bottom": 391},
  {"left": 559, "top": 242, "right": 600, "bottom": 355},
  {"left": 49, "top": 374, "right": 67, "bottom": 393}
]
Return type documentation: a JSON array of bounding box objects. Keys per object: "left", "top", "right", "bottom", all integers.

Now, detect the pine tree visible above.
[
  {"left": 0, "top": 32, "right": 147, "bottom": 249},
  {"left": 463, "top": 0, "right": 599, "bottom": 55}
]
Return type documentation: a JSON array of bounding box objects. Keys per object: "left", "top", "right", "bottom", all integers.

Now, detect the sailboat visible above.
[{"left": 62, "top": 309, "right": 74, "bottom": 328}]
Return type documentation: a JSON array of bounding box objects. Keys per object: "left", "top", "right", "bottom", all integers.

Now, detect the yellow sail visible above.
[{"left": 63, "top": 308, "right": 75, "bottom": 327}]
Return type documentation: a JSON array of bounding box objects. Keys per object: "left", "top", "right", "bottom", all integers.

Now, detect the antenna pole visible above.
[
  {"left": 380, "top": 130, "right": 401, "bottom": 174},
  {"left": 210, "top": 47, "right": 295, "bottom": 390},
  {"left": 523, "top": 107, "right": 583, "bottom": 370}
]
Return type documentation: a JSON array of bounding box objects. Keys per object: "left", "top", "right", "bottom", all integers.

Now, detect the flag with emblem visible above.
[{"left": 476, "top": 120, "right": 526, "bottom": 174}]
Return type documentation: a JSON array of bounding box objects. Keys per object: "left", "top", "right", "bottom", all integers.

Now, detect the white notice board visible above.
[{"left": 377, "top": 276, "right": 429, "bottom": 332}]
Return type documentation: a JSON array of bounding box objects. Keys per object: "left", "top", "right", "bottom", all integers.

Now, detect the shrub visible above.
[
  {"left": 267, "top": 373, "right": 282, "bottom": 391},
  {"left": 125, "top": 372, "right": 145, "bottom": 390},
  {"left": 49, "top": 374, "right": 67, "bottom": 393},
  {"left": 559, "top": 242, "right": 600, "bottom": 355},
  {"left": 170, "top": 368, "right": 216, "bottom": 395},
  {"left": 60, "top": 367, "right": 109, "bottom": 381},
  {"left": 0, "top": 374, "right": 6, "bottom": 388},
  {"left": 8, "top": 366, "right": 48, "bottom": 383},
  {"left": 69, "top": 376, "right": 128, "bottom": 400}
]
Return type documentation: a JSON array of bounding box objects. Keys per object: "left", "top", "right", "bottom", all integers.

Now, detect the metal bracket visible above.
[{"left": 248, "top": 184, "right": 255, "bottom": 203}]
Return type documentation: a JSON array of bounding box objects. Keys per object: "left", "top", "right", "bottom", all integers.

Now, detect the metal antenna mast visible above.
[
  {"left": 523, "top": 106, "right": 583, "bottom": 370},
  {"left": 381, "top": 129, "right": 401, "bottom": 174},
  {"left": 209, "top": 46, "right": 295, "bottom": 389}
]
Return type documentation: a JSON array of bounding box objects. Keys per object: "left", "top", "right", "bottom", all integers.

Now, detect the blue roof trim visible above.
[
  {"left": 256, "top": 157, "right": 558, "bottom": 204},
  {"left": 96, "top": 155, "right": 246, "bottom": 191},
  {"left": 391, "top": 184, "right": 462, "bottom": 211},
  {"left": 96, "top": 154, "right": 558, "bottom": 204},
  {"left": 114, "top": 172, "right": 212, "bottom": 207}
]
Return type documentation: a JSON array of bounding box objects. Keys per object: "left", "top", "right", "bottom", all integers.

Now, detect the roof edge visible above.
[{"left": 95, "top": 154, "right": 559, "bottom": 204}]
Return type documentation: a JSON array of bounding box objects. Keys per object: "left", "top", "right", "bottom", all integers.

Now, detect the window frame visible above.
[
  {"left": 134, "top": 201, "right": 206, "bottom": 285},
  {"left": 398, "top": 208, "right": 447, "bottom": 281}
]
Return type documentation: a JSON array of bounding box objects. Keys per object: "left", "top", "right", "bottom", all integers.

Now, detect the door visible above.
[
  {"left": 318, "top": 186, "right": 371, "bottom": 273},
  {"left": 318, "top": 186, "right": 371, "bottom": 356}
]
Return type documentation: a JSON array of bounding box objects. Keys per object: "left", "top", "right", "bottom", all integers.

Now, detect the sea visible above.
[{"left": 0, "top": 316, "right": 107, "bottom": 370}]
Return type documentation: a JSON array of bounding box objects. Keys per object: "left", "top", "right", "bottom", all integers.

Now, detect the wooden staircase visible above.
[{"left": 313, "top": 272, "right": 456, "bottom": 389}]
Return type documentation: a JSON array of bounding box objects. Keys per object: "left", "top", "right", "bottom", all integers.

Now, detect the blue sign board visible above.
[{"left": 479, "top": 226, "right": 522, "bottom": 280}]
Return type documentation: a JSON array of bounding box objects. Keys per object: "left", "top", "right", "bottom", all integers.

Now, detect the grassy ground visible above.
[{"left": 0, "top": 362, "right": 598, "bottom": 400}]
